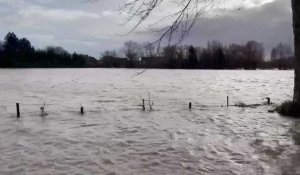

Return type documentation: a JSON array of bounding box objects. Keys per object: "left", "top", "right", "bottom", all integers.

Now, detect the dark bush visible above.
[{"left": 276, "top": 101, "right": 300, "bottom": 117}]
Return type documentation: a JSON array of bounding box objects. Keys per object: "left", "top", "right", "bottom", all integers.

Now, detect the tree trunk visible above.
[{"left": 292, "top": 0, "right": 300, "bottom": 104}]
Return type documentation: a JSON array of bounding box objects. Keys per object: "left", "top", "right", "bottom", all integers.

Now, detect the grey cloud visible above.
[
  {"left": 181, "top": 0, "right": 293, "bottom": 58},
  {"left": 0, "top": 0, "right": 127, "bottom": 57},
  {"left": 0, "top": 0, "right": 293, "bottom": 58}
]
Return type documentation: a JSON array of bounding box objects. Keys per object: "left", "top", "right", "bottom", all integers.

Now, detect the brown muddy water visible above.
[{"left": 0, "top": 69, "right": 299, "bottom": 175}]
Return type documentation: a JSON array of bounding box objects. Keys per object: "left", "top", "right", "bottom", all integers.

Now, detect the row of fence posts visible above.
[
  {"left": 186, "top": 96, "right": 270, "bottom": 109},
  {"left": 16, "top": 103, "right": 20, "bottom": 118},
  {"left": 14, "top": 96, "right": 271, "bottom": 118},
  {"left": 15, "top": 103, "right": 85, "bottom": 118},
  {"left": 141, "top": 96, "right": 231, "bottom": 111},
  {"left": 188, "top": 96, "right": 229, "bottom": 110}
]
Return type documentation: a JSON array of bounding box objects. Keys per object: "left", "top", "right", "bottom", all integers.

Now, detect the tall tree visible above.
[
  {"left": 3, "top": 32, "right": 19, "bottom": 54},
  {"left": 0, "top": 41, "right": 3, "bottom": 52},
  {"left": 188, "top": 45, "right": 198, "bottom": 68},
  {"left": 271, "top": 43, "right": 293, "bottom": 61},
  {"left": 142, "top": 42, "right": 155, "bottom": 58},
  {"left": 292, "top": 0, "right": 300, "bottom": 104},
  {"left": 163, "top": 45, "right": 180, "bottom": 68},
  {"left": 244, "top": 41, "right": 264, "bottom": 69},
  {"left": 123, "top": 40, "right": 141, "bottom": 61},
  {"left": 19, "top": 38, "right": 34, "bottom": 53}
]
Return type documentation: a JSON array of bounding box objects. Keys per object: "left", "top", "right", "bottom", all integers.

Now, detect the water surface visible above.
[{"left": 0, "top": 69, "right": 299, "bottom": 175}]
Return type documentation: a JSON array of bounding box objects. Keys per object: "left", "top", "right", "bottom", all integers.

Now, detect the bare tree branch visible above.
[{"left": 120, "top": 0, "right": 219, "bottom": 51}]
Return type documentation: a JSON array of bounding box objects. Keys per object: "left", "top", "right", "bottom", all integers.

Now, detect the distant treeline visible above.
[
  {"left": 0, "top": 32, "right": 97, "bottom": 68},
  {"left": 100, "top": 41, "right": 295, "bottom": 70},
  {"left": 0, "top": 32, "right": 294, "bottom": 69}
]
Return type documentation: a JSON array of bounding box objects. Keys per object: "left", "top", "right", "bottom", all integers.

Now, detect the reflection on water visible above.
[
  {"left": 0, "top": 69, "right": 299, "bottom": 175},
  {"left": 281, "top": 121, "right": 300, "bottom": 175},
  {"left": 291, "top": 121, "right": 300, "bottom": 146}
]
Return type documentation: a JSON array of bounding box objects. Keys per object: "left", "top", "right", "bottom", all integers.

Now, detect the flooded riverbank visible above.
[{"left": 0, "top": 69, "right": 299, "bottom": 175}]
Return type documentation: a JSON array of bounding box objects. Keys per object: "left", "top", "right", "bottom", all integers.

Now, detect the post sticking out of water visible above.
[
  {"left": 16, "top": 103, "right": 20, "bottom": 118},
  {"left": 189, "top": 102, "right": 192, "bottom": 109},
  {"left": 80, "top": 106, "right": 84, "bottom": 114},
  {"left": 40, "top": 103, "right": 46, "bottom": 116},
  {"left": 227, "top": 96, "right": 229, "bottom": 107},
  {"left": 142, "top": 99, "right": 145, "bottom": 110},
  {"left": 266, "top": 97, "right": 270, "bottom": 105}
]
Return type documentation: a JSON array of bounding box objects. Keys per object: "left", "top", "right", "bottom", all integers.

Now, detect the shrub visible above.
[{"left": 276, "top": 101, "right": 300, "bottom": 117}]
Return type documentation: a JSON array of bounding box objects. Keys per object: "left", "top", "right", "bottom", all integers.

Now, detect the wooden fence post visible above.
[
  {"left": 266, "top": 97, "right": 270, "bottom": 104},
  {"left": 81, "top": 106, "right": 84, "bottom": 114},
  {"left": 142, "top": 99, "right": 145, "bottom": 110},
  {"left": 227, "top": 96, "right": 229, "bottom": 107},
  {"left": 16, "top": 103, "right": 20, "bottom": 118}
]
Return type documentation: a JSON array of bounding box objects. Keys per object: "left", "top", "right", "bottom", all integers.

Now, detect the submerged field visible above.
[{"left": 0, "top": 69, "right": 299, "bottom": 175}]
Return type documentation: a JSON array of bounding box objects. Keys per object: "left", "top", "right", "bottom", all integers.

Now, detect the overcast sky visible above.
[{"left": 0, "top": 0, "right": 293, "bottom": 58}]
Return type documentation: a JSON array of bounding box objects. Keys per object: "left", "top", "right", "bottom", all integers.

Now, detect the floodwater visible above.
[{"left": 0, "top": 69, "right": 299, "bottom": 175}]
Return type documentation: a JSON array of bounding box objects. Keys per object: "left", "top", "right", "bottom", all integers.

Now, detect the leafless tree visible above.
[
  {"left": 292, "top": 0, "right": 300, "bottom": 105},
  {"left": 101, "top": 50, "right": 117, "bottom": 58},
  {"left": 142, "top": 42, "right": 155, "bottom": 57},
  {"left": 244, "top": 41, "right": 264, "bottom": 63},
  {"left": 0, "top": 41, "right": 3, "bottom": 52},
  {"left": 123, "top": 40, "right": 142, "bottom": 60},
  {"left": 271, "top": 43, "right": 293, "bottom": 61},
  {"left": 163, "top": 45, "right": 179, "bottom": 60},
  {"left": 120, "top": 0, "right": 219, "bottom": 49}
]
